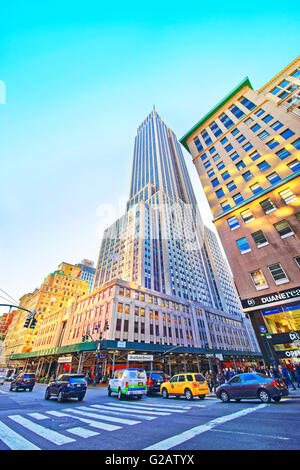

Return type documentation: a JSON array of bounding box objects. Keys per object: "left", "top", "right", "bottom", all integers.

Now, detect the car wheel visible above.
[
  {"left": 77, "top": 394, "right": 85, "bottom": 402},
  {"left": 272, "top": 396, "right": 281, "bottom": 403},
  {"left": 28, "top": 387, "right": 33, "bottom": 392},
  {"left": 220, "top": 391, "right": 230, "bottom": 403},
  {"left": 198, "top": 395, "right": 206, "bottom": 400},
  {"left": 258, "top": 389, "right": 271, "bottom": 403},
  {"left": 108, "top": 387, "right": 112, "bottom": 397},
  {"left": 117, "top": 388, "right": 122, "bottom": 400},
  {"left": 184, "top": 388, "right": 193, "bottom": 401},
  {"left": 45, "top": 388, "right": 50, "bottom": 400},
  {"left": 57, "top": 391, "right": 65, "bottom": 403},
  {"left": 161, "top": 388, "right": 169, "bottom": 399}
]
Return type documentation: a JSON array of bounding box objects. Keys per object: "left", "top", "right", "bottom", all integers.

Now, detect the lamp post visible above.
[{"left": 93, "top": 321, "right": 109, "bottom": 387}]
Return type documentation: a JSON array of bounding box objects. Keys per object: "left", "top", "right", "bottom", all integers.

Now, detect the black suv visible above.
[
  {"left": 146, "top": 371, "right": 169, "bottom": 395},
  {"left": 45, "top": 374, "right": 87, "bottom": 402},
  {"left": 10, "top": 373, "right": 35, "bottom": 392}
]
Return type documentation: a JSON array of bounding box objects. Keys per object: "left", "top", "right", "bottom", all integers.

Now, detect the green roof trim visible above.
[{"left": 179, "top": 77, "right": 253, "bottom": 152}]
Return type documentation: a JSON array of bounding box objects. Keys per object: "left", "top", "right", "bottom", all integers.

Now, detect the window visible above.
[
  {"left": 209, "top": 146, "right": 216, "bottom": 155},
  {"left": 227, "top": 216, "right": 240, "bottom": 230},
  {"left": 276, "top": 148, "right": 291, "bottom": 160},
  {"left": 221, "top": 170, "right": 231, "bottom": 180},
  {"left": 210, "top": 121, "right": 223, "bottom": 138},
  {"left": 117, "top": 303, "right": 123, "bottom": 313},
  {"left": 260, "top": 198, "right": 276, "bottom": 214},
  {"left": 279, "top": 188, "right": 297, "bottom": 204},
  {"left": 242, "top": 141, "right": 253, "bottom": 151},
  {"left": 268, "top": 263, "right": 289, "bottom": 285},
  {"left": 225, "top": 143, "right": 233, "bottom": 153},
  {"left": 237, "top": 134, "right": 246, "bottom": 143},
  {"left": 292, "top": 138, "right": 300, "bottom": 150},
  {"left": 242, "top": 170, "right": 254, "bottom": 182},
  {"left": 251, "top": 230, "right": 268, "bottom": 248},
  {"left": 240, "top": 209, "right": 254, "bottom": 223},
  {"left": 217, "top": 161, "right": 225, "bottom": 170},
  {"left": 270, "top": 121, "right": 283, "bottom": 131},
  {"left": 194, "top": 137, "right": 204, "bottom": 153},
  {"left": 211, "top": 177, "right": 220, "bottom": 187},
  {"left": 204, "top": 160, "right": 211, "bottom": 169},
  {"left": 294, "top": 257, "right": 300, "bottom": 269},
  {"left": 257, "top": 160, "right": 271, "bottom": 172},
  {"left": 288, "top": 160, "right": 300, "bottom": 173},
  {"left": 227, "top": 180, "right": 237, "bottom": 191},
  {"left": 281, "top": 129, "right": 295, "bottom": 140},
  {"left": 267, "top": 172, "right": 281, "bottom": 185},
  {"left": 250, "top": 183, "right": 263, "bottom": 194},
  {"left": 207, "top": 168, "right": 215, "bottom": 178},
  {"left": 251, "top": 123, "right": 261, "bottom": 133},
  {"left": 233, "top": 193, "right": 244, "bottom": 204},
  {"left": 239, "top": 96, "right": 256, "bottom": 110},
  {"left": 250, "top": 270, "right": 268, "bottom": 290},
  {"left": 231, "top": 128, "right": 239, "bottom": 136},
  {"left": 236, "top": 160, "right": 246, "bottom": 170},
  {"left": 290, "top": 69, "right": 300, "bottom": 78},
  {"left": 220, "top": 137, "right": 228, "bottom": 145},
  {"left": 266, "top": 138, "right": 280, "bottom": 150},
  {"left": 215, "top": 188, "right": 225, "bottom": 199},
  {"left": 262, "top": 114, "right": 273, "bottom": 123},
  {"left": 244, "top": 117, "right": 254, "bottom": 125},
  {"left": 213, "top": 154, "right": 220, "bottom": 162},
  {"left": 274, "top": 220, "right": 294, "bottom": 238},
  {"left": 201, "top": 153, "right": 208, "bottom": 161},
  {"left": 230, "top": 104, "right": 245, "bottom": 119},
  {"left": 236, "top": 237, "right": 251, "bottom": 254},
  {"left": 249, "top": 151, "right": 261, "bottom": 161},
  {"left": 201, "top": 129, "right": 212, "bottom": 146},
  {"left": 221, "top": 200, "right": 231, "bottom": 211},
  {"left": 258, "top": 130, "right": 270, "bottom": 140},
  {"left": 255, "top": 108, "right": 265, "bottom": 117},
  {"left": 219, "top": 112, "right": 234, "bottom": 129},
  {"left": 230, "top": 151, "right": 239, "bottom": 161},
  {"left": 116, "top": 319, "right": 122, "bottom": 331}
]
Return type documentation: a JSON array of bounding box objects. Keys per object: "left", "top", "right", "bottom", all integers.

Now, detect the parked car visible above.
[
  {"left": 9, "top": 373, "right": 35, "bottom": 392},
  {"left": 108, "top": 368, "right": 147, "bottom": 400},
  {"left": 146, "top": 370, "right": 169, "bottom": 395},
  {"left": 160, "top": 372, "right": 209, "bottom": 400},
  {"left": 45, "top": 374, "right": 87, "bottom": 402},
  {"left": 216, "top": 372, "right": 289, "bottom": 403}
]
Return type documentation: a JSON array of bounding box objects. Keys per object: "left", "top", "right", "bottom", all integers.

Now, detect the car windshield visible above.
[
  {"left": 69, "top": 377, "right": 86, "bottom": 383},
  {"left": 150, "top": 372, "right": 164, "bottom": 380}
]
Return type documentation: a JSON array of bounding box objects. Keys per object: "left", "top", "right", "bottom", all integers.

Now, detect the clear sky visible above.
[{"left": 0, "top": 0, "right": 299, "bottom": 306}]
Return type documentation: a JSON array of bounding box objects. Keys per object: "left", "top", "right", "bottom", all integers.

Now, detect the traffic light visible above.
[
  {"left": 99, "top": 332, "right": 103, "bottom": 341},
  {"left": 82, "top": 334, "right": 89, "bottom": 342},
  {"left": 24, "top": 318, "right": 31, "bottom": 328},
  {"left": 105, "top": 321, "right": 109, "bottom": 330},
  {"left": 30, "top": 318, "right": 38, "bottom": 329}
]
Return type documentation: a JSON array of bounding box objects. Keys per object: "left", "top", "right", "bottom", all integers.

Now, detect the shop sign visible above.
[
  {"left": 242, "top": 286, "right": 300, "bottom": 309},
  {"left": 205, "top": 353, "right": 214, "bottom": 358},
  {"left": 215, "top": 354, "right": 224, "bottom": 361},
  {"left": 117, "top": 341, "right": 126, "bottom": 348},
  {"left": 271, "top": 330, "right": 300, "bottom": 345},
  {"left": 128, "top": 354, "right": 153, "bottom": 361},
  {"left": 276, "top": 349, "right": 300, "bottom": 359},
  {"left": 58, "top": 356, "right": 72, "bottom": 363}
]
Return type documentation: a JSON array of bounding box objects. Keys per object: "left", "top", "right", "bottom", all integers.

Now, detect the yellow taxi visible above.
[{"left": 160, "top": 372, "right": 209, "bottom": 400}]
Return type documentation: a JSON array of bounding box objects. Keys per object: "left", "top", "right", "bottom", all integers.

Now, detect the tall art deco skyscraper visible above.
[{"left": 93, "top": 108, "right": 259, "bottom": 353}]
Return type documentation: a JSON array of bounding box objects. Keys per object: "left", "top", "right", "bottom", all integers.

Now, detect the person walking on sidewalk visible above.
[
  {"left": 282, "top": 365, "right": 296, "bottom": 390},
  {"left": 295, "top": 363, "right": 300, "bottom": 389}
]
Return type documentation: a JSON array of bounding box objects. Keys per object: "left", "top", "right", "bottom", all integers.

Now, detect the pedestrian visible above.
[
  {"left": 282, "top": 365, "right": 296, "bottom": 390},
  {"left": 287, "top": 361, "right": 296, "bottom": 382},
  {"left": 295, "top": 363, "right": 300, "bottom": 389}
]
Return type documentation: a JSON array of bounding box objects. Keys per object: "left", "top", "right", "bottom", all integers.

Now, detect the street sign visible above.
[
  {"left": 117, "top": 341, "right": 126, "bottom": 348},
  {"left": 128, "top": 354, "right": 153, "bottom": 361},
  {"left": 215, "top": 354, "right": 224, "bottom": 361},
  {"left": 58, "top": 356, "right": 72, "bottom": 363}
]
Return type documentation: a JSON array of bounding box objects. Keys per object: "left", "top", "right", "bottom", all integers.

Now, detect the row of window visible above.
[
  {"left": 227, "top": 191, "right": 298, "bottom": 231},
  {"left": 250, "top": 258, "right": 300, "bottom": 291}
]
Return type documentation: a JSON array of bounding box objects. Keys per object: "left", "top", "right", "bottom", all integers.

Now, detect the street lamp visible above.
[{"left": 93, "top": 321, "right": 109, "bottom": 387}]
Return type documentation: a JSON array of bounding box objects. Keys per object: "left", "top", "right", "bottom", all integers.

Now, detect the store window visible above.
[{"left": 250, "top": 270, "right": 268, "bottom": 290}]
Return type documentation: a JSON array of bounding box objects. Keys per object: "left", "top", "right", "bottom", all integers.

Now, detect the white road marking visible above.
[
  {"left": 28, "top": 413, "right": 49, "bottom": 420},
  {"left": 0, "top": 419, "right": 40, "bottom": 450},
  {"left": 211, "top": 429, "right": 290, "bottom": 440},
  {"left": 73, "top": 407, "right": 141, "bottom": 425},
  {"left": 144, "top": 405, "right": 268, "bottom": 450},
  {"left": 46, "top": 410, "right": 121, "bottom": 431},
  {"left": 66, "top": 427, "right": 99, "bottom": 438},
  {"left": 107, "top": 402, "right": 170, "bottom": 416},
  {"left": 112, "top": 403, "right": 187, "bottom": 413},
  {"left": 8, "top": 415, "right": 75, "bottom": 446},
  {"left": 90, "top": 405, "right": 155, "bottom": 420}
]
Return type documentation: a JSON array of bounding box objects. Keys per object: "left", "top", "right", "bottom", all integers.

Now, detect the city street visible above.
[{"left": 0, "top": 383, "right": 299, "bottom": 451}]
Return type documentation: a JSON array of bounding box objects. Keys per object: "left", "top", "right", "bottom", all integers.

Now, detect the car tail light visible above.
[
  {"left": 125, "top": 382, "right": 128, "bottom": 388},
  {"left": 192, "top": 382, "right": 198, "bottom": 388},
  {"left": 164, "top": 378, "right": 168, "bottom": 382},
  {"left": 271, "top": 381, "right": 279, "bottom": 387}
]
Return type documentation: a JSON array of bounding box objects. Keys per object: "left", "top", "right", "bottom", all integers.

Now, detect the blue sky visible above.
[{"left": 0, "top": 1, "right": 299, "bottom": 304}]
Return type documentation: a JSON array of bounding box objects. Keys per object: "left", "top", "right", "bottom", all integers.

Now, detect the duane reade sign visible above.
[{"left": 127, "top": 354, "right": 153, "bottom": 361}]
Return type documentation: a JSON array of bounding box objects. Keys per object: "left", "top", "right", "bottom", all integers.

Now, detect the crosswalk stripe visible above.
[
  {"left": 107, "top": 403, "right": 170, "bottom": 416},
  {"left": 8, "top": 415, "right": 75, "bottom": 446},
  {"left": 144, "top": 405, "right": 267, "bottom": 450},
  {"left": 66, "top": 427, "right": 99, "bottom": 438},
  {"left": 28, "top": 413, "right": 49, "bottom": 420},
  {"left": 0, "top": 419, "right": 40, "bottom": 450},
  {"left": 107, "top": 403, "right": 186, "bottom": 413},
  {"left": 90, "top": 405, "right": 155, "bottom": 421},
  {"left": 142, "top": 402, "right": 192, "bottom": 409},
  {"left": 72, "top": 407, "right": 141, "bottom": 425},
  {"left": 46, "top": 410, "right": 121, "bottom": 431}
]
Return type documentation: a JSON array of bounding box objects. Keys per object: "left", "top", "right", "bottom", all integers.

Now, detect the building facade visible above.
[
  {"left": 180, "top": 57, "right": 300, "bottom": 364},
  {"left": 0, "top": 311, "right": 15, "bottom": 339},
  {"left": 76, "top": 259, "right": 96, "bottom": 292}
]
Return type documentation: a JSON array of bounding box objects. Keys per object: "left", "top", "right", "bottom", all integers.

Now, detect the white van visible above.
[{"left": 108, "top": 368, "right": 147, "bottom": 400}]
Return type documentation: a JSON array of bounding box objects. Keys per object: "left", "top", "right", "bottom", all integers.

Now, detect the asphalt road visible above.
[{"left": 0, "top": 382, "right": 299, "bottom": 451}]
